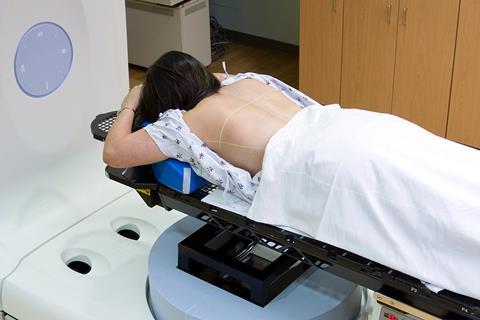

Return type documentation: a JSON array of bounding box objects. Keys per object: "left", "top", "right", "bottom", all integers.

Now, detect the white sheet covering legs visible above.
[{"left": 248, "top": 104, "right": 480, "bottom": 300}]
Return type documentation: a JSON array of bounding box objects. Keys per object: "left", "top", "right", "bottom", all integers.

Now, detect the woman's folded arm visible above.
[{"left": 103, "top": 85, "right": 167, "bottom": 168}]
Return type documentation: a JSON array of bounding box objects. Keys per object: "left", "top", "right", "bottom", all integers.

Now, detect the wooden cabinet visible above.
[
  {"left": 299, "top": 0, "right": 343, "bottom": 105},
  {"left": 341, "top": 0, "right": 459, "bottom": 136},
  {"left": 300, "top": 0, "right": 480, "bottom": 148},
  {"left": 392, "top": 0, "right": 459, "bottom": 136},
  {"left": 341, "top": 0, "right": 399, "bottom": 113},
  {"left": 447, "top": 0, "right": 480, "bottom": 148}
]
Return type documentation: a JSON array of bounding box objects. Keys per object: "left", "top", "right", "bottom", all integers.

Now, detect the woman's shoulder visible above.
[{"left": 221, "top": 72, "right": 274, "bottom": 86}]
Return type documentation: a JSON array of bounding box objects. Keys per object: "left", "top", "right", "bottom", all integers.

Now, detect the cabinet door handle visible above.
[
  {"left": 402, "top": 7, "right": 408, "bottom": 26},
  {"left": 387, "top": 4, "right": 392, "bottom": 24},
  {"left": 332, "top": 0, "right": 337, "bottom": 13}
]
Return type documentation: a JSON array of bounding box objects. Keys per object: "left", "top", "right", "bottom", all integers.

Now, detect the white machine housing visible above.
[
  {"left": 126, "top": 0, "right": 212, "bottom": 68},
  {"left": 0, "top": 0, "right": 184, "bottom": 319},
  {"left": 0, "top": 0, "right": 125, "bottom": 293}
]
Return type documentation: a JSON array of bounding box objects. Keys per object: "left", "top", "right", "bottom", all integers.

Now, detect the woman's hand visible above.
[{"left": 121, "top": 84, "right": 143, "bottom": 111}]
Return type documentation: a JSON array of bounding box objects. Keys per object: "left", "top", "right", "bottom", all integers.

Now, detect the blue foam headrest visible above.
[
  {"left": 151, "top": 159, "right": 207, "bottom": 194},
  {"left": 143, "top": 122, "right": 207, "bottom": 193}
]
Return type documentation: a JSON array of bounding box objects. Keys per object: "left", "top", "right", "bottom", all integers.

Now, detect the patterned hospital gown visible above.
[{"left": 143, "top": 72, "right": 318, "bottom": 202}]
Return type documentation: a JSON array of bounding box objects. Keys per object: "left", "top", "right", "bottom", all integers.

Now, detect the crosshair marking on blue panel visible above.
[{"left": 14, "top": 22, "right": 73, "bottom": 98}]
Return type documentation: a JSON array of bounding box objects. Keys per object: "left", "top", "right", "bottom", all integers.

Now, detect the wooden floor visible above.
[{"left": 128, "top": 41, "right": 299, "bottom": 89}]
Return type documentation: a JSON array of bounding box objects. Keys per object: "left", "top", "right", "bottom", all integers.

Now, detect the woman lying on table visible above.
[
  {"left": 103, "top": 51, "right": 480, "bottom": 301},
  {"left": 103, "top": 50, "right": 315, "bottom": 202}
]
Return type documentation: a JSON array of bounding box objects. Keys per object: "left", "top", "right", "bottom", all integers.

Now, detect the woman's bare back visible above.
[{"left": 184, "top": 79, "right": 301, "bottom": 175}]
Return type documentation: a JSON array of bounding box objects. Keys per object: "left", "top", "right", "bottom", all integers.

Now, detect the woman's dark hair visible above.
[{"left": 134, "top": 51, "right": 220, "bottom": 130}]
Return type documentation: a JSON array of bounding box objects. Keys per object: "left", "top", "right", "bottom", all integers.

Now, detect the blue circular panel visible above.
[{"left": 15, "top": 22, "right": 73, "bottom": 98}]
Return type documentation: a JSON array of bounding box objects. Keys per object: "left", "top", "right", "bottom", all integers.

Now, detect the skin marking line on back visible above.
[{"left": 215, "top": 90, "right": 290, "bottom": 151}]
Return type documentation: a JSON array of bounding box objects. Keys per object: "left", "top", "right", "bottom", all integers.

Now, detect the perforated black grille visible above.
[{"left": 91, "top": 111, "right": 117, "bottom": 141}]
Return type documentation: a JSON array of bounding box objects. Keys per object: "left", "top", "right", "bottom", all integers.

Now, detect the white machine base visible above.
[{"left": 147, "top": 217, "right": 363, "bottom": 320}]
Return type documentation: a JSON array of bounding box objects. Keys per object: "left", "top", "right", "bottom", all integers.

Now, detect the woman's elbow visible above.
[{"left": 103, "top": 145, "right": 125, "bottom": 168}]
